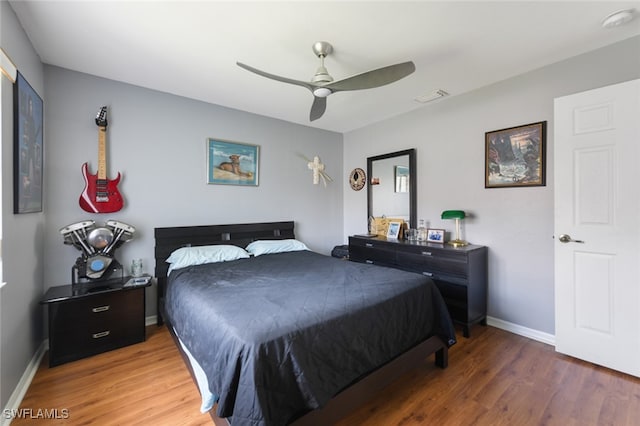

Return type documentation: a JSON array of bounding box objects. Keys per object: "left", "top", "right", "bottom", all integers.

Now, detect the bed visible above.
[{"left": 154, "top": 221, "right": 456, "bottom": 425}]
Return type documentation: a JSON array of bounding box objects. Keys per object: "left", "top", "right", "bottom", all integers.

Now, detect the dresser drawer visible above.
[
  {"left": 349, "top": 238, "right": 397, "bottom": 266},
  {"left": 401, "top": 252, "right": 468, "bottom": 278}
]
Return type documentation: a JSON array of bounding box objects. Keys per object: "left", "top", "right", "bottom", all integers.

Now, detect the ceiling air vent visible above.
[{"left": 414, "top": 89, "right": 449, "bottom": 103}]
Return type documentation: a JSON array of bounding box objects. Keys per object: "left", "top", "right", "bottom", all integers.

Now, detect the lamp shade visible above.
[{"left": 441, "top": 210, "right": 466, "bottom": 220}]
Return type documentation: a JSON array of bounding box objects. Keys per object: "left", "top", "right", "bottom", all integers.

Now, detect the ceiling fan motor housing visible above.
[{"left": 312, "top": 65, "right": 333, "bottom": 84}]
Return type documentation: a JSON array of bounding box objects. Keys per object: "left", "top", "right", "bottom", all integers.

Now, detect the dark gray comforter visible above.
[{"left": 165, "top": 250, "right": 456, "bottom": 425}]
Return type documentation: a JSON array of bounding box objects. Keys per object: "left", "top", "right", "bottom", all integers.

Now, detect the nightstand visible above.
[{"left": 41, "top": 277, "right": 150, "bottom": 367}]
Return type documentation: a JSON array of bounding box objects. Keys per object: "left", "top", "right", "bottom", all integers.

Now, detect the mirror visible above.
[{"left": 367, "top": 148, "right": 417, "bottom": 230}]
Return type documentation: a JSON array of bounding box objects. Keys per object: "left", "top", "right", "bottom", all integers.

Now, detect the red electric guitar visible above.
[{"left": 79, "top": 106, "right": 124, "bottom": 213}]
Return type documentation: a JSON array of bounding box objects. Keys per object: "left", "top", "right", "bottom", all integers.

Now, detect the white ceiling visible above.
[{"left": 9, "top": 1, "right": 640, "bottom": 133}]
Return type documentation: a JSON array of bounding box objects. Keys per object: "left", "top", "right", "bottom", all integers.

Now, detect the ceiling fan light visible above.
[{"left": 313, "top": 87, "right": 332, "bottom": 98}]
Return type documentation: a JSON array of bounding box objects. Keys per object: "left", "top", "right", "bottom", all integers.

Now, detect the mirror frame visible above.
[{"left": 367, "top": 148, "right": 417, "bottom": 230}]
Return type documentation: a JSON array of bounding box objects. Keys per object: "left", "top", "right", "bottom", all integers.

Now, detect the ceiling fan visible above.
[{"left": 237, "top": 41, "right": 416, "bottom": 121}]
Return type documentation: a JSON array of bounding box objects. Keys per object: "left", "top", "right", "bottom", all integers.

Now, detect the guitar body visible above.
[
  {"left": 79, "top": 106, "right": 124, "bottom": 213},
  {"left": 79, "top": 162, "right": 123, "bottom": 213}
]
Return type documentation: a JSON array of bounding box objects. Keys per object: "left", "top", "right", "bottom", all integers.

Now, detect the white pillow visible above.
[
  {"left": 245, "top": 239, "right": 309, "bottom": 257},
  {"left": 167, "top": 245, "right": 250, "bottom": 273}
]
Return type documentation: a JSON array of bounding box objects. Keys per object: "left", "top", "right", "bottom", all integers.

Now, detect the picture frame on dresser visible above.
[
  {"left": 386, "top": 221, "right": 402, "bottom": 239},
  {"left": 427, "top": 228, "right": 445, "bottom": 243}
]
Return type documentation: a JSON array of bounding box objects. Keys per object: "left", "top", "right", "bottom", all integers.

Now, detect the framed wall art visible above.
[
  {"left": 485, "top": 121, "right": 546, "bottom": 188},
  {"left": 14, "top": 71, "right": 44, "bottom": 213},
  {"left": 207, "top": 138, "right": 259, "bottom": 186}
]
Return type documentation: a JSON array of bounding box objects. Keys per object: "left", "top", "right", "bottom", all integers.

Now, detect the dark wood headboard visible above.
[{"left": 153, "top": 221, "right": 295, "bottom": 325}]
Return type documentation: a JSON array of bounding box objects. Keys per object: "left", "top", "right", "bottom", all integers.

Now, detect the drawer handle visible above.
[
  {"left": 92, "top": 331, "right": 110, "bottom": 339},
  {"left": 92, "top": 305, "right": 110, "bottom": 313},
  {"left": 365, "top": 243, "right": 374, "bottom": 247},
  {"left": 422, "top": 272, "right": 433, "bottom": 277},
  {"left": 421, "top": 251, "right": 432, "bottom": 256},
  {"left": 365, "top": 260, "right": 374, "bottom": 264}
]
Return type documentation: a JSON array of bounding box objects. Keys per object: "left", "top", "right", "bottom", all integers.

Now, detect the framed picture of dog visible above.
[{"left": 207, "top": 138, "right": 259, "bottom": 186}]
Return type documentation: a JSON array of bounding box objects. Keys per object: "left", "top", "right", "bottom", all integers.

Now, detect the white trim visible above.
[
  {"left": 145, "top": 315, "right": 157, "bottom": 327},
  {"left": 486, "top": 316, "right": 556, "bottom": 346},
  {"left": 0, "top": 48, "right": 17, "bottom": 83},
  {"left": 1, "top": 341, "right": 47, "bottom": 426}
]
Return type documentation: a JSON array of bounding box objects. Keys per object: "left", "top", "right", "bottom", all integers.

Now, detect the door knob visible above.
[{"left": 558, "top": 234, "right": 585, "bottom": 244}]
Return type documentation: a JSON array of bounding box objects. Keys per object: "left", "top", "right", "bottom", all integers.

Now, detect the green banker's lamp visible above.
[{"left": 441, "top": 210, "right": 468, "bottom": 247}]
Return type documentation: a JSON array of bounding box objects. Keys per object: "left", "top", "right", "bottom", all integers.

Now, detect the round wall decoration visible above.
[{"left": 349, "top": 168, "right": 366, "bottom": 191}]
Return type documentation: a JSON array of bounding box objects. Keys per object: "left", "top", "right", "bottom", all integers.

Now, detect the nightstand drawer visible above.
[
  {"left": 50, "top": 291, "right": 140, "bottom": 328},
  {"left": 49, "top": 319, "right": 144, "bottom": 366}
]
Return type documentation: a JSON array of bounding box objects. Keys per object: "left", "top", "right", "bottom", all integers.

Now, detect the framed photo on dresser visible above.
[
  {"left": 386, "top": 221, "right": 402, "bottom": 239},
  {"left": 427, "top": 228, "right": 445, "bottom": 243}
]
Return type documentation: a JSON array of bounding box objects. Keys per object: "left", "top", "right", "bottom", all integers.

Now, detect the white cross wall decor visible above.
[{"left": 301, "top": 155, "right": 333, "bottom": 187}]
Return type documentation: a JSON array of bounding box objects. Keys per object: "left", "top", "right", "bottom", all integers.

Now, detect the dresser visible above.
[
  {"left": 41, "top": 278, "right": 150, "bottom": 367},
  {"left": 349, "top": 236, "right": 488, "bottom": 337}
]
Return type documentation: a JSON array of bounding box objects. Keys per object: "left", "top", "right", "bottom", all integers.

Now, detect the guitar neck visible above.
[{"left": 97, "top": 125, "right": 107, "bottom": 180}]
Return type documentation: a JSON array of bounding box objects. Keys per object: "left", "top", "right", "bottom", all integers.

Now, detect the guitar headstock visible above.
[{"left": 95, "top": 106, "right": 108, "bottom": 127}]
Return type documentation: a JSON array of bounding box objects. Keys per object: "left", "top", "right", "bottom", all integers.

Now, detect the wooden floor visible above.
[{"left": 14, "top": 324, "right": 640, "bottom": 425}]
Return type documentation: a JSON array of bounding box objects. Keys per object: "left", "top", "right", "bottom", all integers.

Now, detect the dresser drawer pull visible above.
[
  {"left": 421, "top": 251, "right": 432, "bottom": 256},
  {"left": 365, "top": 260, "right": 374, "bottom": 264},
  {"left": 92, "top": 331, "right": 110, "bottom": 339},
  {"left": 422, "top": 272, "right": 433, "bottom": 277},
  {"left": 92, "top": 305, "right": 110, "bottom": 313},
  {"left": 365, "top": 243, "right": 374, "bottom": 248}
]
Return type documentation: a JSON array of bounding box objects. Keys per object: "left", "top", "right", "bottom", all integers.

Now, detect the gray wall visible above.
[
  {"left": 1, "top": 0, "right": 46, "bottom": 409},
  {"left": 343, "top": 35, "right": 640, "bottom": 335},
  {"left": 42, "top": 66, "right": 344, "bottom": 317}
]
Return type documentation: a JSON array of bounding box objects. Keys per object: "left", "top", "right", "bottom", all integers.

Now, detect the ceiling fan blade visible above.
[
  {"left": 237, "top": 62, "right": 313, "bottom": 91},
  {"left": 326, "top": 61, "right": 416, "bottom": 92},
  {"left": 310, "top": 96, "right": 327, "bottom": 121}
]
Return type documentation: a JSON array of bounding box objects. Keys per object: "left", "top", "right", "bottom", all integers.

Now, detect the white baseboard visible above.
[
  {"left": 486, "top": 316, "right": 555, "bottom": 346},
  {"left": 2, "top": 315, "right": 158, "bottom": 425},
  {"left": 1, "top": 341, "right": 47, "bottom": 426}
]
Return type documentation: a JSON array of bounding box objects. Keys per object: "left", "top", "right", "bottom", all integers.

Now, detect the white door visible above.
[{"left": 554, "top": 79, "right": 640, "bottom": 377}]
